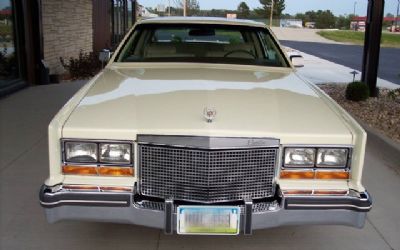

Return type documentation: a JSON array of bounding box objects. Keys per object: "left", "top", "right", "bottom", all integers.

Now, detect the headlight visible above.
[
  {"left": 317, "top": 148, "right": 348, "bottom": 168},
  {"left": 62, "top": 140, "right": 134, "bottom": 177},
  {"left": 284, "top": 148, "right": 315, "bottom": 167},
  {"left": 281, "top": 146, "right": 351, "bottom": 180},
  {"left": 65, "top": 142, "right": 97, "bottom": 163},
  {"left": 100, "top": 143, "right": 131, "bottom": 163}
]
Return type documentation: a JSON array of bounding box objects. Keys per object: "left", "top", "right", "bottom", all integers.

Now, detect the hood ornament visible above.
[{"left": 203, "top": 107, "right": 217, "bottom": 123}]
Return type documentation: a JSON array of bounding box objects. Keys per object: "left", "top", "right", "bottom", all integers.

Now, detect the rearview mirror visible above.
[
  {"left": 290, "top": 54, "right": 304, "bottom": 68},
  {"left": 99, "top": 49, "right": 111, "bottom": 64},
  {"left": 188, "top": 29, "right": 216, "bottom": 36}
]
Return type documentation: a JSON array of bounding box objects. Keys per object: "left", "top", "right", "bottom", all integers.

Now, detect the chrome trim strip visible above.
[
  {"left": 287, "top": 204, "right": 372, "bottom": 210},
  {"left": 40, "top": 200, "right": 129, "bottom": 206},
  {"left": 137, "top": 135, "right": 280, "bottom": 149}
]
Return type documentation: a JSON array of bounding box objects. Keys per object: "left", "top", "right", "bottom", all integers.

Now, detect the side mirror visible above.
[
  {"left": 290, "top": 54, "right": 304, "bottom": 68},
  {"left": 99, "top": 49, "right": 111, "bottom": 64}
]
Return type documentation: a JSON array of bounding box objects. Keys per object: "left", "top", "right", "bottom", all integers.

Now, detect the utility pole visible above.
[
  {"left": 361, "top": 0, "right": 385, "bottom": 97},
  {"left": 396, "top": 0, "right": 400, "bottom": 30},
  {"left": 269, "top": 0, "right": 274, "bottom": 27},
  {"left": 353, "top": 1, "right": 357, "bottom": 16},
  {"left": 353, "top": 1, "right": 358, "bottom": 31},
  {"left": 183, "top": 0, "right": 187, "bottom": 16},
  {"left": 132, "top": 0, "right": 137, "bottom": 25}
]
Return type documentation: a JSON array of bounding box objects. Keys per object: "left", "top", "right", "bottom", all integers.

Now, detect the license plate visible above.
[{"left": 177, "top": 206, "right": 240, "bottom": 235}]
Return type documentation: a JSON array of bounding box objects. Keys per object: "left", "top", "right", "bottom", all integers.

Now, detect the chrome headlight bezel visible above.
[
  {"left": 283, "top": 146, "right": 352, "bottom": 169},
  {"left": 62, "top": 139, "right": 134, "bottom": 166}
]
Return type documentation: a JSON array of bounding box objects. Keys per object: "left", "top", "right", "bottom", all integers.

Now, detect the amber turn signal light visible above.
[
  {"left": 98, "top": 166, "right": 134, "bottom": 177},
  {"left": 280, "top": 170, "right": 315, "bottom": 179},
  {"left": 62, "top": 165, "right": 97, "bottom": 175},
  {"left": 315, "top": 171, "right": 349, "bottom": 180}
]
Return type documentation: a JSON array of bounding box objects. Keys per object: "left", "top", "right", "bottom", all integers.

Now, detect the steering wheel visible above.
[{"left": 223, "top": 50, "right": 256, "bottom": 59}]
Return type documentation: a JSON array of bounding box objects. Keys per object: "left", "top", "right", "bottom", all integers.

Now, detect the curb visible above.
[{"left": 358, "top": 120, "right": 400, "bottom": 170}]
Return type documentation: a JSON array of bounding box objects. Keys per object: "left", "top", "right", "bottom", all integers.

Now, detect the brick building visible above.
[{"left": 0, "top": 0, "right": 136, "bottom": 96}]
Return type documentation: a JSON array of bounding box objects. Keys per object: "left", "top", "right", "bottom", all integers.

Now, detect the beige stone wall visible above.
[{"left": 42, "top": 0, "right": 93, "bottom": 74}]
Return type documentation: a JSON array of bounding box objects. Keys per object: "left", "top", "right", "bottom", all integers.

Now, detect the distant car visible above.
[
  {"left": 39, "top": 17, "right": 372, "bottom": 235},
  {"left": 305, "top": 22, "right": 316, "bottom": 29},
  {"left": 387, "top": 25, "right": 400, "bottom": 32}
]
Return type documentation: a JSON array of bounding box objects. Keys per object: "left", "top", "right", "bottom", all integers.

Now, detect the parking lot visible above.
[{"left": 1, "top": 81, "right": 399, "bottom": 250}]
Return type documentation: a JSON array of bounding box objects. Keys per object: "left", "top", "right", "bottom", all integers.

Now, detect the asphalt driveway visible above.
[
  {"left": 0, "top": 82, "right": 399, "bottom": 250},
  {"left": 280, "top": 40, "right": 400, "bottom": 86}
]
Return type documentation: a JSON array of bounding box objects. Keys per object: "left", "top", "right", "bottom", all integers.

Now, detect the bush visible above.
[
  {"left": 387, "top": 88, "right": 400, "bottom": 100},
  {"left": 60, "top": 50, "right": 102, "bottom": 79},
  {"left": 345, "top": 81, "right": 370, "bottom": 102}
]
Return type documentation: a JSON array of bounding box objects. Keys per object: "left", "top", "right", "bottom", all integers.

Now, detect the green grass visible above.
[
  {"left": 0, "top": 23, "right": 12, "bottom": 37},
  {"left": 317, "top": 30, "right": 400, "bottom": 48}
]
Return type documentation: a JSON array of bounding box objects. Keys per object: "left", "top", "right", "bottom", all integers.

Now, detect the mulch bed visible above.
[{"left": 318, "top": 84, "right": 400, "bottom": 143}]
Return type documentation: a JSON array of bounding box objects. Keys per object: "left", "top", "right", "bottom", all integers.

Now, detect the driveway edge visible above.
[{"left": 358, "top": 119, "right": 400, "bottom": 171}]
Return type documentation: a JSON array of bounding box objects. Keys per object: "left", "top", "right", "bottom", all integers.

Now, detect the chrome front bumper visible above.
[{"left": 39, "top": 184, "right": 372, "bottom": 234}]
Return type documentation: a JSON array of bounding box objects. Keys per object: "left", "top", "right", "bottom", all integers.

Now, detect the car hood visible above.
[{"left": 62, "top": 64, "right": 353, "bottom": 145}]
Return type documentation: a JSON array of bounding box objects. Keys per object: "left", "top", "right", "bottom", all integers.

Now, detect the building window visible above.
[
  {"left": 111, "top": 0, "right": 136, "bottom": 48},
  {"left": 0, "top": 0, "right": 20, "bottom": 92}
]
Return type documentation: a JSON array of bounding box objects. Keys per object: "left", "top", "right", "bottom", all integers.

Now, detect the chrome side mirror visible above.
[
  {"left": 290, "top": 54, "right": 304, "bottom": 68},
  {"left": 99, "top": 49, "right": 111, "bottom": 64}
]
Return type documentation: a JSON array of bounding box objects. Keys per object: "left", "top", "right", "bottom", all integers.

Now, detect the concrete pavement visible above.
[
  {"left": 1, "top": 81, "right": 399, "bottom": 250},
  {"left": 284, "top": 47, "right": 399, "bottom": 89},
  {"left": 271, "top": 27, "right": 343, "bottom": 44},
  {"left": 282, "top": 40, "right": 400, "bottom": 86},
  {"left": 271, "top": 27, "right": 400, "bottom": 86}
]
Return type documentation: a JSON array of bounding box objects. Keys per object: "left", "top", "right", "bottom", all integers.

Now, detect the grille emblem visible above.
[{"left": 203, "top": 107, "right": 217, "bottom": 123}]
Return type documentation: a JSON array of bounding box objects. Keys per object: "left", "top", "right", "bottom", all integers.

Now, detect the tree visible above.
[
  {"left": 237, "top": 2, "right": 250, "bottom": 19},
  {"left": 315, "top": 10, "right": 336, "bottom": 29},
  {"left": 258, "top": 0, "right": 286, "bottom": 18},
  {"left": 294, "top": 10, "right": 336, "bottom": 29},
  {"left": 336, "top": 15, "right": 352, "bottom": 30},
  {"left": 173, "top": 0, "right": 200, "bottom": 16}
]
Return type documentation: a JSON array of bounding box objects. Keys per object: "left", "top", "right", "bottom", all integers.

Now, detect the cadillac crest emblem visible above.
[{"left": 203, "top": 107, "right": 217, "bottom": 123}]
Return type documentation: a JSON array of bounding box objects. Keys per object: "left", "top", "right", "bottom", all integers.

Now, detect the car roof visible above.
[{"left": 138, "top": 17, "right": 268, "bottom": 28}]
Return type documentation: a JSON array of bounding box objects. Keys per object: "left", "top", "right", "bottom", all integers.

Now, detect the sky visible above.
[
  {"left": 0, "top": 0, "right": 398, "bottom": 16},
  {"left": 142, "top": 0, "right": 400, "bottom": 16}
]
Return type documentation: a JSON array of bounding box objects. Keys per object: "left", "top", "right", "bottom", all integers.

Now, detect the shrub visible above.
[
  {"left": 345, "top": 81, "right": 370, "bottom": 102},
  {"left": 387, "top": 88, "right": 400, "bottom": 100},
  {"left": 60, "top": 50, "right": 102, "bottom": 79}
]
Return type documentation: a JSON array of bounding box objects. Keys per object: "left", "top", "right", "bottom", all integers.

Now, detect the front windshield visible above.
[{"left": 116, "top": 24, "right": 289, "bottom": 67}]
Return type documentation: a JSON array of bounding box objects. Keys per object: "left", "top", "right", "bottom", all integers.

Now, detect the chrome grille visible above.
[{"left": 139, "top": 144, "right": 278, "bottom": 202}]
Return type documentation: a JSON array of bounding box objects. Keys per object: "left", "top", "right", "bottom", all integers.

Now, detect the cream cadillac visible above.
[{"left": 39, "top": 17, "right": 372, "bottom": 235}]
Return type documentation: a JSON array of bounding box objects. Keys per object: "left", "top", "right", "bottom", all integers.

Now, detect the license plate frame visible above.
[{"left": 177, "top": 206, "right": 240, "bottom": 235}]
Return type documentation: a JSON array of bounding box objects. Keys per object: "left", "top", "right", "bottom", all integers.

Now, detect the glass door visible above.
[{"left": 0, "top": 0, "right": 20, "bottom": 92}]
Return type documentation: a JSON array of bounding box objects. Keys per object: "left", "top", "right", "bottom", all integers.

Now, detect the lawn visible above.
[{"left": 317, "top": 30, "right": 400, "bottom": 48}]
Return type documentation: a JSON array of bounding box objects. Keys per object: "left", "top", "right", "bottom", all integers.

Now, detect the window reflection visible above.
[{"left": 0, "top": 0, "right": 18, "bottom": 86}]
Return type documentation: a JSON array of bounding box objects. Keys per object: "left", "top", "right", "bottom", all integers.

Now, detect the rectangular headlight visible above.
[
  {"left": 284, "top": 148, "right": 315, "bottom": 167},
  {"left": 65, "top": 142, "right": 97, "bottom": 163},
  {"left": 100, "top": 143, "right": 131, "bottom": 164},
  {"left": 317, "top": 148, "right": 348, "bottom": 168}
]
